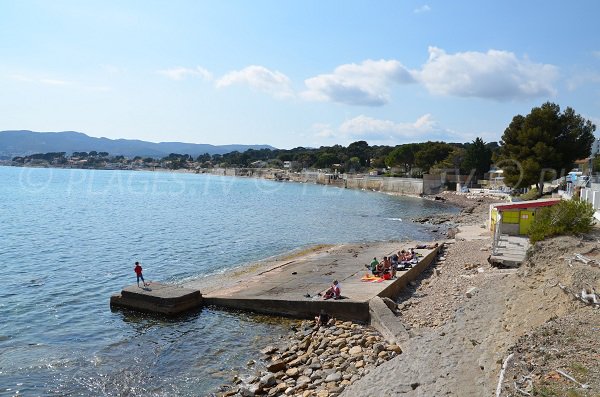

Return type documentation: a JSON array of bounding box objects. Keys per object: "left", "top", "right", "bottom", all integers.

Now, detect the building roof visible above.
[{"left": 491, "top": 198, "right": 561, "bottom": 211}]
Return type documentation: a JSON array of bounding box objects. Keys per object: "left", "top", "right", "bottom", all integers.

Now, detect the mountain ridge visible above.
[{"left": 0, "top": 130, "right": 276, "bottom": 159}]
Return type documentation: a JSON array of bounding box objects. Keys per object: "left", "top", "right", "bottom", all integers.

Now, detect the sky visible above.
[{"left": 1, "top": 0, "right": 599, "bottom": 149}]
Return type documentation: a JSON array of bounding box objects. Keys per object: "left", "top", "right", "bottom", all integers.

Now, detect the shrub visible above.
[
  {"left": 518, "top": 188, "right": 540, "bottom": 200},
  {"left": 528, "top": 199, "right": 595, "bottom": 243}
]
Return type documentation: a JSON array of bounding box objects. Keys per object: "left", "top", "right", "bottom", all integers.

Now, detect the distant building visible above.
[
  {"left": 250, "top": 160, "right": 267, "bottom": 168},
  {"left": 592, "top": 138, "right": 600, "bottom": 156}
]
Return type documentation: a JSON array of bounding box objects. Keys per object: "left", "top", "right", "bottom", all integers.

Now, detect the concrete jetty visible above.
[
  {"left": 110, "top": 283, "right": 202, "bottom": 315},
  {"left": 110, "top": 242, "right": 440, "bottom": 321},
  {"left": 193, "top": 243, "right": 439, "bottom": 322}
]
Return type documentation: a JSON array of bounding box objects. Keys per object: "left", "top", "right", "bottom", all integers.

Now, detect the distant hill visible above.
[{"left": 0, "top": 130, "right": 276, "bottom": 159}]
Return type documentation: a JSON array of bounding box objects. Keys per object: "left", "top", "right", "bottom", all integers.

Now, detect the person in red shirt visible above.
[{"left": 134, "top": 261, "right": 148, "bottom": 287}]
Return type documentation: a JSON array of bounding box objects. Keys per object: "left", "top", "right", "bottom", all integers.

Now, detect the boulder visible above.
[
  {"left": 261, "top": 345, "right": 278, "bottom": 355},
  {"left": 348, "top": 345, "right": 363, "bottom": 355},
  {"left": 285, "top": 367, "right": 299, "bottom": 378},
  {"left": 267, "top": 360, "right": 287, "bottom": 373},
  {"left": 325, "top": 372, "right": 342, "bottom": 382},
  {"left": 259, "top": 373, "right": 276, "bottom": 388}
]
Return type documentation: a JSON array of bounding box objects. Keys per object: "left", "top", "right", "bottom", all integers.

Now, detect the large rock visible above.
[
  {"left": 285, "top": 367, "right": 300, "bottom": 378},
  {"left": 261, "top": 345, "right": 278, "bottom": 355},
  {"left": 348, "top": 345, "right": 363, "bottom": 355},
  {"left": 259, "top": 373, "right": 276, "bottom": 388},
  {"left": 239, "top": 383, "right": 261, "bottom": 397},
  {"left": 267, "top": 360, "right": 287, "bottom": 373},
  {"left": 296, "top": 375, "right": 311, "bottom": 387},
  {"left": 325, "top": 372, "right": 342, "bottom": 382}
]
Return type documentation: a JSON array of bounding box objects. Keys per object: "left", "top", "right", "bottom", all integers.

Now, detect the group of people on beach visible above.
[{"left": 366, "top": 243, "right": 438, "bottom": 279}]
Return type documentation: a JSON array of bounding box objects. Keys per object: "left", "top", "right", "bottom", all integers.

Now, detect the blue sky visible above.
[{"left": 1, "top": 1, "right": 599, "bottom": 149}]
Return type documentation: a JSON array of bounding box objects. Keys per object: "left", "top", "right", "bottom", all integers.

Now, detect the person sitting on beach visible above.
[
  {"left": 382, "top": 256, "right": 395, "bottom": 279},
  {"left": 314, "top": 309, "right": 335, "bottom": 327},
  {"left": 367, "top": 257, "right": 379, "bottom": 275},
  {"left": 323, "top": 280, "right": 341, "bottom": 300},
  {"left": 391, "top": 254, "right": 399, "bottom": 268},
  {"left": 398, "top": 250, "right": 409, "bottom": 261},
  {"left": 376, "top": 260, "right": 384, "bottom": 276}
]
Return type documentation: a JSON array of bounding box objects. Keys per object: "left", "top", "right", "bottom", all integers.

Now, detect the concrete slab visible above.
[
  {"left": 489, "top": 234, "right": 530, "bottom": 267},
  {"left": 186, "top": 242, "right": 440, "bottom": 322},
  {"left": 110, "top": 283, "right": 202, "bottom": 315}
]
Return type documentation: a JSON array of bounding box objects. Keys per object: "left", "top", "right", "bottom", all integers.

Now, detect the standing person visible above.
[{"left": 134, "top": 261, "right": 147, "bottom": 287}]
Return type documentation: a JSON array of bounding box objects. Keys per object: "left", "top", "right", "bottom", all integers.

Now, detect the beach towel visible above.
[{"left": 361, "top": 274, "right": 385, "bottom": 283}]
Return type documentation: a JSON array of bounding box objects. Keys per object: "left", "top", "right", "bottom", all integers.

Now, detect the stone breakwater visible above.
[{"left": 215, "top": 320, "right": 402, "bottom": 397}]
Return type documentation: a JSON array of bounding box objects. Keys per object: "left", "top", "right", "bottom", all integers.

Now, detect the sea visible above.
[{"left": 0, "top": 166, "right": 456, "bottom": 396}]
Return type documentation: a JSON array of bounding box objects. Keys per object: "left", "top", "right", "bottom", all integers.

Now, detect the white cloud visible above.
[
  {"left": 415, "top": 46, "right": 558, "bottom": 99},
  {"left": 413, "top": 5, "right": 431, "bottom": 14},
  {"left": 216, "top": 65, "right": 293, "bottom": 99},
  {"left": 302, "top": 59, "right": 414, "bottom": 106},
  {"left": 312, "top": 114, "right": 461, "bottom": 145},
  {"left": 158, "top": 66, "right": 212, "bottom": 81},
  {"left": 592, "top": 50, "right": 600, "bottom": 60},
  {"left": 566, "top": 71, "right": 600, "bottom": 91},
  {"left": 339, "top": 114, "right": 439, "bottom": 141},
  {"left": 312, "top": 123, "right": 336, "bottom": 138}
]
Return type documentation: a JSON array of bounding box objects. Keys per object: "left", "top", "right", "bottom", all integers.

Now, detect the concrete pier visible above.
[
  {"left": 110, "top": 242, "right": 440, "bottom": 322},
  {"left": 110, "top": 283, "right": 202, "bottom": 315},
  {"left": 187, "top": 242, "right": 440, "bottom": 322}
]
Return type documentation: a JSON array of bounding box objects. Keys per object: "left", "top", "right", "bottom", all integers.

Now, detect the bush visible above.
[
  {"left": 528, "top": 199, "right": 595, "bottom": 243},
  {"left": 518, "top": 188, "right": 540, "bottom": 200}
]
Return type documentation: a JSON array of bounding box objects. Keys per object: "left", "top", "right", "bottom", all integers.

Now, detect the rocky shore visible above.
[
  {"left": 215, "top": 320, "right": 400, "bottom": 397},
  {"left": 211, "top": 191, "right": 598, "bottom": 397}
]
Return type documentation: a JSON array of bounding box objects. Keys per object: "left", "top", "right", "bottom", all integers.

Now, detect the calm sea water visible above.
[{"left": 0, "top": 166, "right": 455, "bottom": 396}]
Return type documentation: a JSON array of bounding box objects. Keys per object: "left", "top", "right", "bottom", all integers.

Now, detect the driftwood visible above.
[
  {"left": 566, "top": 253, "right": 599, "bottom": 267},
  {"left": 495, "top": 353, "right": 514, "bottom": 397},
  {"left": 558, "top": 283, "right": 599, "bottom": 306},
  {"left": 556, "top": 369, "right": 590, "bottom": 389}
]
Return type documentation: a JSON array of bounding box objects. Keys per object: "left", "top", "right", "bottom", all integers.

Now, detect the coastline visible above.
[
  {"left": 207, "top": 191, "right": 600, "bottom": 397},
  {"left": 3, "top": 163, "right": 431, "bottom": 199}
]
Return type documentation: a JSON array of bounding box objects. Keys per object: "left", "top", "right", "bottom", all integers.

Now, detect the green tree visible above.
[
  {"left": 432, "top": 147, "right": 466, "bottom": 173},
  {"left": 462, "top": 137, "right": 493, "bottom": 181},
  {"left": 495, "top": 102, "right": 596, "bottom": 195},
  {"left": 385, "top": 143, "right": 424, "bottom": 174},
  {"left": 313, "top": 153, "right": 339, "bottom": 169},
  {"left": 346, "top": 141, "right": 370, "bottom": 166},
  {"left": 414, "top": 142, "right": 455, "bottom": 173},
  {"left": 345, "top": 156, "right": 361, "bottom": 173}
]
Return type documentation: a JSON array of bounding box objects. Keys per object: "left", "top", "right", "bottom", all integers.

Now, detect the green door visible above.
[{"left": 519, "top": 210, "right": 535, "bottom": 234}]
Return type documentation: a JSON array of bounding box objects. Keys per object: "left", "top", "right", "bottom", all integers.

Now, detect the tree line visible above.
[{"left": 11, "top": 103, "right": 597, "bottom": 193}]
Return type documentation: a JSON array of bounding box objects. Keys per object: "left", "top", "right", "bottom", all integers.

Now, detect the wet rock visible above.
[
  {"left": 261, "top": 345, "right": 278, "bottom": 355},
  {"left": 259, "top": 373, "right": 276, "bottom": 388},
  {"left": 239, "top": 383, "right": 260, "bottom": 397}
]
